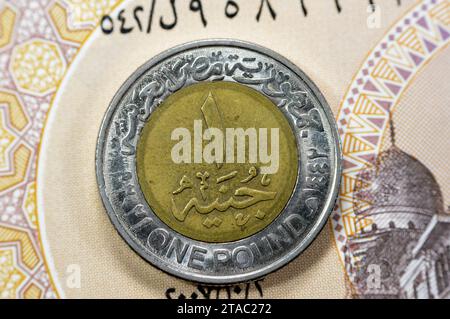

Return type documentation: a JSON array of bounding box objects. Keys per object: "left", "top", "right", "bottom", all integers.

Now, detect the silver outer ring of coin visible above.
[{"left": 96, "top": 39, "right": 342, "bottom": 285}]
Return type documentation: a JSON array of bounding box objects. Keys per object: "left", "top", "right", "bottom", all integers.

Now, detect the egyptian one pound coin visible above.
[{"left": 96, "top": 40, "right": 341, "bottom": 284}]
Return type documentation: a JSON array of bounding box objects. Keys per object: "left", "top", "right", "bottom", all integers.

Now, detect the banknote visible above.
[{"left": 0, "top": 0, "right": 449, "bottom": 299}]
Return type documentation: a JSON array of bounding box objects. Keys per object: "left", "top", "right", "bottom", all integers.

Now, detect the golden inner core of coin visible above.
[{"left": 137, "top": 82, "right": 298, "bottom": 243}]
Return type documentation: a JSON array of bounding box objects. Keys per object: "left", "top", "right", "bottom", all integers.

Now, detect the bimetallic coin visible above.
[{"left": 96, "top": 40, "right": 341, "bottom": 284}]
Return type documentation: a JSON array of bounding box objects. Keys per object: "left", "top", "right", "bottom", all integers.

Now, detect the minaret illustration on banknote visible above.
[{"left": 344, "top": 113, "right": 450, "bottom": 299}]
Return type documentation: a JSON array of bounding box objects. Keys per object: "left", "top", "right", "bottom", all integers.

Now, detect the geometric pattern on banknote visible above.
[
  {"left": 62, "top": 0, "right": 118, "bottom": 28},
  {"left": 11, "top": 40, "right": 65, "bottom": 95},
  {"left": 0, "top": 0, "right": 121, "bottom": 299},
  {"left": 0, "top": 249, "right": 26, "bottom": 299},
  {"left": 332, "top": 0, "right": 450, "bottom": 298}
]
